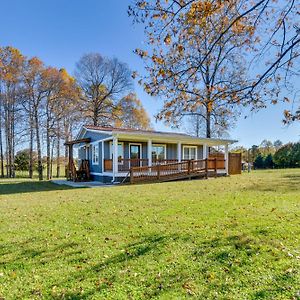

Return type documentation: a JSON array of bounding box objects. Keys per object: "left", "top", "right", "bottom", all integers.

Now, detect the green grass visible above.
[
  {"left": 1, "top": 163, "right": 66, "bottom": 179},
  {"left": 1, "top": 170, "right": 300, "bottom": 299}
]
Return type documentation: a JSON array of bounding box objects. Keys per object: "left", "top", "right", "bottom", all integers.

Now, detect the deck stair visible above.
[{"left": 67, "top": 159, "right": 91, "bottom": 182}]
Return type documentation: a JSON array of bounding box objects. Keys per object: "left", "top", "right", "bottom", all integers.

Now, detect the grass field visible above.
[
  {"left": 1, "top": 170, "right": 300, "bottom": 299},
  {"left": 8, "top": 164, "right": 66, "bottom": 179}
]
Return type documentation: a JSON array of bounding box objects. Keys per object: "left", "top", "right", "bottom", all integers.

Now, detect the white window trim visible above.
[
  {"left": 109, "top": 141, "right": 124, "bottom": 164},
  {"left": 182, "top": 145, "right": 198, "bottom": 160},
  {"left": 129, "top": 143, "right": 143, "bottom": 159},
  {"left": 92, "top": 143, "right": 99, "bottom": 165},
  {"left": 152, "top": 144, "right": 167, "bottom": 160}
]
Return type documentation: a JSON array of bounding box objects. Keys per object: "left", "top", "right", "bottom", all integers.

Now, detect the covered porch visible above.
[
  {"left": 101, "top": 136, "right": 230, "bottom": 180},
  {"left": 65, "top": 138, "right": 91, "bottom": 181}
]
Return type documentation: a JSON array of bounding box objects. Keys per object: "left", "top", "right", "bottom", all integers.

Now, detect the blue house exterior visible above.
[{"left": 74, "top": 125, "right": 236, "bottom": 183}]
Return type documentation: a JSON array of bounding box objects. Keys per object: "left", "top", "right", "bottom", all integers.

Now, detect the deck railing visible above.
[
  {"left": 104, "top": 158, "right": 226, "bottom": 175},
  {"left": 130, "top": 158, "right": 226, "bottom": 183},
  {"left": 104, "top": 158, "right": 149, "bottom": 172}
]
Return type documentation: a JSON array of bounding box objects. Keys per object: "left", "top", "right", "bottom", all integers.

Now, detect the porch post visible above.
[
  {"left": 112, "top": 136, "right": 118, "bottom": 179},
  {"left": 225, "top": 144, "right": 229, "bottom": 175},
  {"left": 177, "top": 142, "right": 182, "bottom": 162},
  {"left": 147, "top": 140, "right": 152, "bottom": 166},
  {"left": 203, "top": 143, "right": 208, "bottom": 159}
]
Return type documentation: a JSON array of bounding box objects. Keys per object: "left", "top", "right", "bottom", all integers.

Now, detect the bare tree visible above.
[
  {"left": 23, "top": 57, "right": 49, "bottom": 180},
  {"left": 0, "top": 47, "right": 25, "bottom": 178},
  {"left": 75, "top": 53, "right": 133, "bottom": 126},
  {"left": 0, "top": 90, "right": 4, "bottom": 177},
  {"left": 186, "top": 106, "right": 233, "bottom": 138}
]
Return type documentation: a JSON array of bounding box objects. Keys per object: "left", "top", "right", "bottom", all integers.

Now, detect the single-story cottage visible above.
[{"left": 65, "top": 125, "right": 238, "bottom": 183}]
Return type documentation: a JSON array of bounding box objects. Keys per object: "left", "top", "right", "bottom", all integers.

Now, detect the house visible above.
[{"left": 66, "top": 125, "right": 238, "bottom": 184}]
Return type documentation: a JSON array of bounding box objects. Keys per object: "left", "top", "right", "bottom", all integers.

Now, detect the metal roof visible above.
[{"left": 83, "top": 125, "right": 237, "bottom": 145}]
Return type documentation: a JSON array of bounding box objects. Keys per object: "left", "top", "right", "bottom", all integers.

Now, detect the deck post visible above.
[
  {"left": 130, "top": 169, "right": 133, "bottom": 184},
  {"left": 187, "top": 160, "right": 191, "bottom": 175},
  {"left": 225, "top": 144, "right": 229, "bottom": 175},
  {"left": 214, "top": 158, "right": 217, "bottom": 178},
  {"left": 205, "top": 158, "right": 208, "bottom": 179},
  {"left": 112, "top": 136, "right": 118, "bottom": 181},
  {"left": 157, "top": 164, "right": 161, "bottom": 181},
  {"left": 147, "top": 140, "right": 152, "bottom": 166}
]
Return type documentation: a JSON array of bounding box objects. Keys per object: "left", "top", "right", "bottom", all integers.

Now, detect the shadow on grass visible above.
[
  {"left": 52, "top": 233, "right": 298, "bottom": 299},
  {"left": 0, "top": 181, "right": 75, "bottom": 195},
  {"left": 1, "top": 231, "right": 298, "bottom": 299},
  {"left": 58, "top": 234, "right": 178, "bottom": 299},
  {"left": 192, "top": 233, "right": 298, "bottom": 299},
  {"left": 1, "top": 233, "right": 191, "bottom": 299}
]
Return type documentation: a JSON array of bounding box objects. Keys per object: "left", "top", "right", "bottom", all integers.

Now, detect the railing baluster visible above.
[{"left": 128, "top": 157, "right": 225, "bottom": 183}]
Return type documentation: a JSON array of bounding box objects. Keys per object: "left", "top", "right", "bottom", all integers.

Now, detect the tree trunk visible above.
[
  {"left": 34, "top": 109, "right": 43, "bottom": 181},
  {"left": 196, "top": 114, "right": 201, "bottom": 137},
  {"left": 29, "top": 107, "right": 34, "bottom": 178},
  {"left": 0, "top": 98, "right": 4, "bottom": 178},
  {"left": 56, "top": 122, "right": 61, "bottom": 178},
  {"left": 64, "top": 118, "right": 70, "bottom": 177},
  {"left": 93, "top": 105, "right": 99, "bottom": 126},
  {"left": 50, "top": 138, "right": 54, "bottom": 179},
  {"left": 11, "top": 100, "right": 15, "bottom": 178},
  {"left": 46, "top": 101, "right": 51, "bottom": 180},
  {"left": 5, "top": 99, "right": 12, "bottom": 178},
  {"left": 206, "top": 107, "right": 211, "bottom": 138},
  {"left": 0, "top": 125, "right": 4, "bottom": 178}
]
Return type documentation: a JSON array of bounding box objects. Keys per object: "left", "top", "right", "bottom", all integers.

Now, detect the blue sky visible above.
[{"left": 1, "top": 0, "right": 299, "bottom": 147}]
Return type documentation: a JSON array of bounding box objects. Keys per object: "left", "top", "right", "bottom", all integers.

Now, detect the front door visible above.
[{"left": 130, "top": 144, "right": 141, "bottom": 167}]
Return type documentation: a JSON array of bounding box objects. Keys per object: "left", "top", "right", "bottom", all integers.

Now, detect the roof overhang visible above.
[
  {"left": 111, "top": 132, "right": 237, "bottom": 146},
  {"left": 64, "top": 138, "right": 91, "bottom": 146},
  {"left": 78, "top": 125, "right": 237, "bottom": 146}
]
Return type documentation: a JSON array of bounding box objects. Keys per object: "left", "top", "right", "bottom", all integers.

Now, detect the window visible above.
[
  {"left": 109, "top": 142, "right": 124, "bottom": 162},
  {"left": 92, "top": 144, "right": 99, "bottom": 165},
  {"left": 183, "top": 146, "right": 197, "bottom": 160},
  {"left": 152, "top": 144, "right": 166, "bottom": 162}
]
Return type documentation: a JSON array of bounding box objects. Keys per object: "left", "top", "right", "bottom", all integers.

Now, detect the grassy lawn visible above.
[{"left": 1, "top": 170, "right": 300, "bottom": 299}]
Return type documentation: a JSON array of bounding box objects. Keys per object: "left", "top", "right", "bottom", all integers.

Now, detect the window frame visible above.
[
  {"left": 92, "top": 143, "right": 99, "bottom": 165},
  {"left": 182, "top": 145, "right": 198, "bottom": 160},
  {"left": 109, "top": 141, "right": 124, "bottom": 164},
  {"left": 152, "top": 144, "right": 167, "bottom": 161},
  {"left": 129, "top": 143, "right": 142, "bottom": 160}
]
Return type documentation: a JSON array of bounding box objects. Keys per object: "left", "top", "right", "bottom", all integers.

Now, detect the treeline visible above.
[
  {"left": 233, "top": 140, "right": 300, "bottom": 169},
  {"left": 0, "top": 47, "right": 151, "bottom": 180}
]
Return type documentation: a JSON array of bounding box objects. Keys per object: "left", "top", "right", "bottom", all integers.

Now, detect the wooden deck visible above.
[{"left": 129, "top": 158, "right": 225, "bottom": 184}]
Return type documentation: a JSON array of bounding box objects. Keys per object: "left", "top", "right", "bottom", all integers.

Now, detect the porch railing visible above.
[
  {"left": 104, "top": 158, "right": 149, "bottom": 172},
  {"left": 103, "top": 158, "right": 226, "bottom": 173},
  {"left": 130, "top": 158, "right": 226, "bottom": 183}
]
